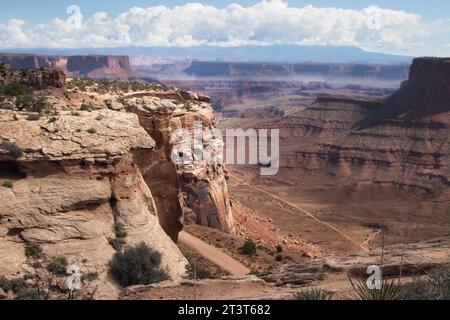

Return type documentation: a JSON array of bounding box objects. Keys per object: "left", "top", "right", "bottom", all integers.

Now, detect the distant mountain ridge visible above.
[
  {"left": 3, "top": 45, "right": 412, "bottom": 64},
  {"left": 184, "top": 61, "right": 410, "bottom": 80}
]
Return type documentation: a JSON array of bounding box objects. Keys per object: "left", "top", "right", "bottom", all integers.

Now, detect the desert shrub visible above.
[
  {"left": 2, "top": 180, "right": 13, "bottom": 188},
  {"left": 10, "top": 278, "right": 29, "bottom": 294},
  {"left": 276, "top": 245, "right": 283, "bottom": 253},
  {"left": 108, "top": 242, "right": 169, "bottom": 287},
  {"left": 402, "top": 266, "right": 450, "bottom": 300},
  {"left": 81, "top": 272, "right": 99, "bottom": 283},
  {"left": 108, "top": 238, "right": 126, "bottom": 251},
  {"left": 14, "top": 288, "right": 41, "bottom": 300},
  {"left": 348, "top": 276, "right": 404, "bottom": 300},
  {"left": 80, "top": 102, "right": 94, "bottom": 111},
  {"left": 25, "top": 243, "right": 43, "bottom": 257},
  {"left": 0, "top": 141, "right": 23, "bottom": 159},
  {"left": 114, "top": 223, "right": 128, "bottom": 239},
  {"left": 0, "top": 82, "right": 33, "bottom": 96},
  {"left": 32, "top": 97, "right": 53, "bottom": 113},
  {"left": 15, "top": 95, "right": 52, "bottom": 113},
  {"left": 47, "top": 256, "right": 68, "bottom": 276},
  {"left": 186, "top": 264, "right": 212, "bottom": 280},
  {"left": 291, "top": 288, "right": 332, "bottom": 300},
  {"left": 0, "top": 276, "right": 12, "bottom": 292},
  {"left": 275, "top": 255, "right": 283, "bottom": 262},
  {"left": 87, "top": 127, "right": 97, "bottom": 134},
  {"left": 239, "top": 240, "right": 257, "bottom": 256}
]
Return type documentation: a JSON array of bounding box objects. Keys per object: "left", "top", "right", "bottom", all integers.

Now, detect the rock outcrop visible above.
[
  {"left": 0, "top": 54, "right": 138, "bottom": 80},
  {"left": 0, "top": 63, "right": 66, "bottom": 89},
  {"left": 124, "top": 90, "right": 235, "bottom": 236},
  {"left": 0, "top": 108, "right": 188, "bottom": 299}
]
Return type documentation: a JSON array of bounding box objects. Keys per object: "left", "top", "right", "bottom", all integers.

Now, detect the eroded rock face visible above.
[
  {"left": 0, "top": 109, "right": 188, "bottom": 299},
  {"left": 0, "top": 54, "right": 138, "bottom": 80},
  {"left": 270, "top": 57, "right": 450, "bottom": 196},
  {"left": 125, "top": 92, "right": 236, "bottom": 236},
  {"left": 0, "top": 63, "right": 66, "bottom": 88},
  {"left": 66, "top": 55, "right": 139, "bottom": 80}
]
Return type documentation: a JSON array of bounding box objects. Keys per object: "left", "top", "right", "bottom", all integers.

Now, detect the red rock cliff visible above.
[
  {"left": 0, "top": 53, "right": 138, "bottom": 80},
  {"left": 66, "top": 55, "right": 139, "bottom": 80}
]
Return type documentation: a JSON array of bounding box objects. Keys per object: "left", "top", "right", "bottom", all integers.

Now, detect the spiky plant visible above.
[
  {"left": 291, "top": 288, "right": 332, "bottom": 301},
  {"left": 348, "top": 276, "right": 404, "bottom": 300}
]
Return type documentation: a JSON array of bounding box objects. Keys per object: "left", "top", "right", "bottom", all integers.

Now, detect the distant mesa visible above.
[
  {"left": 0, "top": 53, "right": 139, "bottom": 81},
  {"left": 353, "top": 57, "right": 450, "bottom": 127},
  {"left": 184, "top": 60, "right": 410, "bottom": 80}
]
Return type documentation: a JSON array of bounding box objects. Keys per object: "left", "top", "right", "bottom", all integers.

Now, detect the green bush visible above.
[
  {"left": 291, "top": 288, "right": 332, "bottom": 300},
  {"left": 0, "top": 82, "right": 33, "bottom": 97},
  {"left": 80, "top": 102, "right": 94, "bottom": 111},
  {"left": 186, "top": 264, "right": 212, "bottom": 280},
  {"left": 2, "top": 180, "right": 13, "bottom": 188},
  {"left": 15, "top": 94, "right": 33, "bottom": 110},
  {"left": 15, "top": 95, "right": 52, "bottom": 113},
  {"left": 81, "top": 272, "right": 99, "bottom": 283},
  {"left": 0, "top": 276, "right": 12, "bottom": 292},
  {"left": 114, "top": 223, "right": 128, "bottom": 239},
  {"left": 10, "top": 278, "right": 29, "bottom": 294},
  {"left": 108, "top": 238, "right": 126, "bottom": 251},
  {"left": 402, "top": 266, "right": 450, "bottom": 300},
  {"left": 47, "top": 256, "right": 68, "bottom": 276},
  {"left": 25, "top": 243, "right": 43, "bottom": 257},
  {"left": 32, "top": 97, "right": 53, "bottom": 114},
  {"left": 239, "top": 240, "right": 257, "bottom": 256},
  {"left": 108, "top": 242, "right": 169, "bottom": 287},
  {"left": 0, "top": 141, "right": 23, "bottom": 159},
  {"left": 14, "top": 288, "right": 41, "bottom": 300}
]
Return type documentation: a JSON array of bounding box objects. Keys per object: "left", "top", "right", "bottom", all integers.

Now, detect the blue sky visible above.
[{"left": 0, "top": 0, "right": 449, "bottom": 55}]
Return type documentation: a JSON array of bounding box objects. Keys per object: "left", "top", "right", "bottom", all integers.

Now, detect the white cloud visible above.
[{"left": 0, "top": 1, "right": 429, "bottom": 54}]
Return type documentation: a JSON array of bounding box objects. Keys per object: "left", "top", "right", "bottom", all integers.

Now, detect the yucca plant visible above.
[
  {"left": 348, "top": 275, "right": 404, "bottom": 300},
  {"left": 291, "top": 288, "right": 333, "bottom": 300}
]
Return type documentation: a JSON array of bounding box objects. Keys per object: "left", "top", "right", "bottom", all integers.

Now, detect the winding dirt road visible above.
[
  {"left": 178, "top": 231, "right": 251, "bottom": 276},
  {"left": 229, "top": 173, "right": 369, "bottom": 253}
]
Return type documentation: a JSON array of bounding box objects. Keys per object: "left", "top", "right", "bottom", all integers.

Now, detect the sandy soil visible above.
[{"left": 179, "top": 231, "right": 250, "bottom": 276}]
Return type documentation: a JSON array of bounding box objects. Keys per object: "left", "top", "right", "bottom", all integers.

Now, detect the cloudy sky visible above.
[{"left": 1, "top": 0, "right": 449, "bottom": 56}]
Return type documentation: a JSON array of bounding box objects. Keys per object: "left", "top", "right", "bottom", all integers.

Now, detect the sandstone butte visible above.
[
  {"left": 0, "top": 53, "right": 139, "bottom": 81},
  {"left": 0, "top": 64, "right": 234, "bottom": 299}
]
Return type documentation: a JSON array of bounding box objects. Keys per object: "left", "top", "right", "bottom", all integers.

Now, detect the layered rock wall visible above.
[{"left": 0, "top": 109, "right": 188, "bottom": 299}]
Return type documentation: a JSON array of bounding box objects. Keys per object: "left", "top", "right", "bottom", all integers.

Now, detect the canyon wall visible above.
[
  {"left": 124, "top": 90, "right": 235, "bottom": 235},
  {"left": 271, "top": 57, "right": 450, "bottom": 197},
  {"left": 0, "top": 66, "right": 236, "bottom": 299},
  {"left": 185, "top": 61, "right": 410, "bottom": 80},
  {"left": 0, "top": 108, "right": 188, "bottom": 299},
  {"left": 0, "top": 54, "right": 138, "bottom": 80}
]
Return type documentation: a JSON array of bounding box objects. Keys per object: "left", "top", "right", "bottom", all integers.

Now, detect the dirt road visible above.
[
  {"left": 229, "top": 173, "right": 369, "bottom": 253},
  {"left": 178, "top": 231, "right": 251, "bottom": 276}
]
